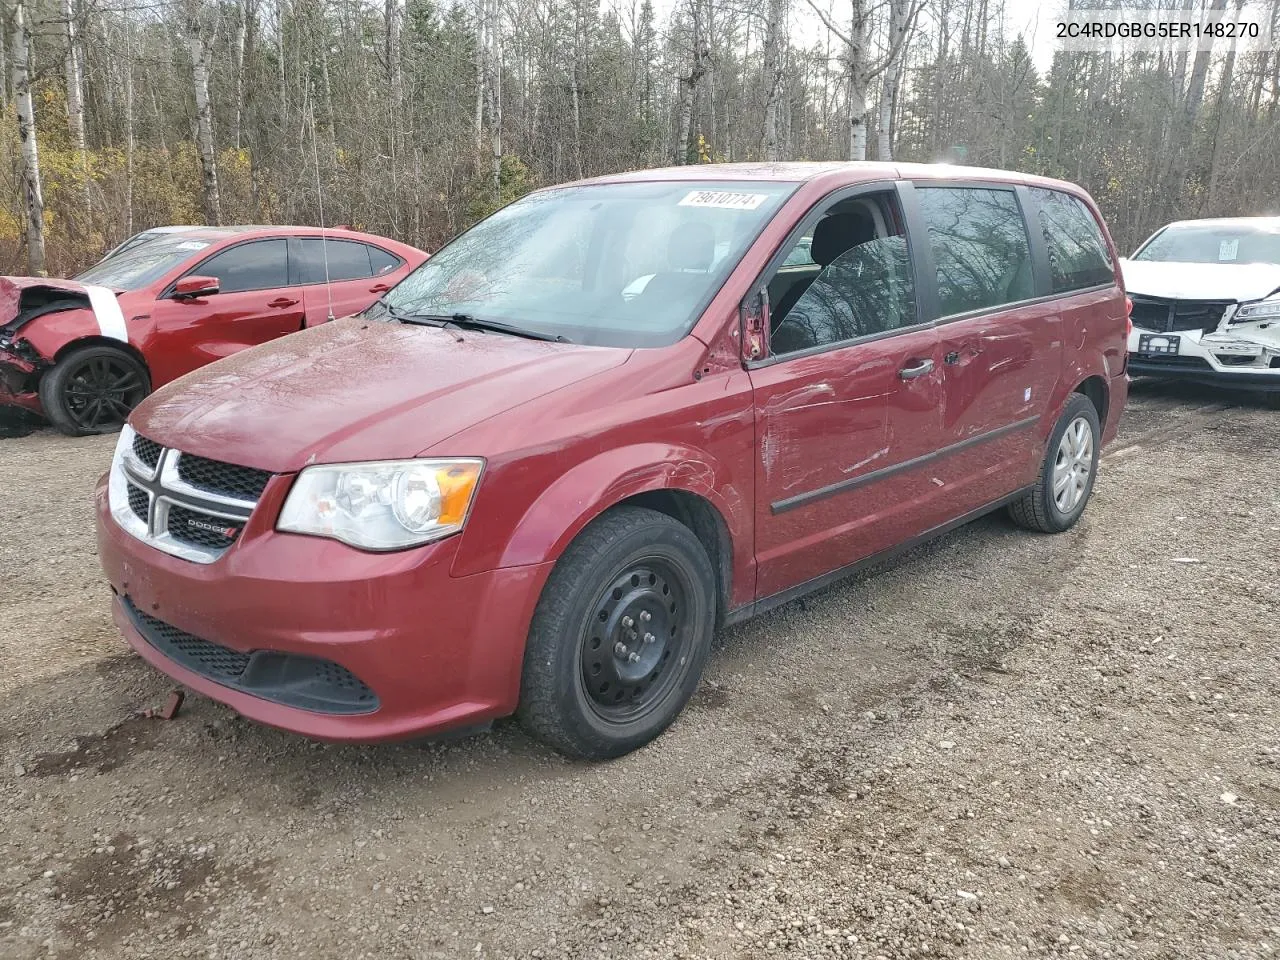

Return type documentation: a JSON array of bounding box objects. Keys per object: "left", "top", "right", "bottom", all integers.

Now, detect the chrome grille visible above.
[
  {"left": 177, "top": 454, "right": 271, "bottom": 501},
  {"left": 132, "top": 434, "right": 162, "bottom": 470},
  {"left": 126, "top": 482, "right": 149, "bottom": 521},
  {"left": 108, "top": 426, "right": 272, "bottom": 564}
]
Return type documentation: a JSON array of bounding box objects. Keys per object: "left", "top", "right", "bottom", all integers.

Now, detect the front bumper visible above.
[
  {"left": 1127, "top": 327, "right": 1280, "bottom": 391},
  {"left": 95, "top": 476, "right": 552, "bottom": 742},
  {"left": 0, "top": 342, "right": 43, "bottom": 414}
]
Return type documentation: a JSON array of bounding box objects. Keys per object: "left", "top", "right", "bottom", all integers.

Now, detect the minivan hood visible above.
[
  {"left": 131, "top": 317, "right": 631, "bottom": 472},
  {"left": 1119, "top": 258, "right": 1280, "bottom": 303}
]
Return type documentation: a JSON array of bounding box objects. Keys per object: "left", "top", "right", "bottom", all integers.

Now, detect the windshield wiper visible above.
[{"left": 414, "top": 313, "right": 572, "bottom": 343}]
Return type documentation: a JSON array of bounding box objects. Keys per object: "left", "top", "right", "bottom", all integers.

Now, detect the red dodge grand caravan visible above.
[{"left": 96, "top": 163, "right": 1129, "bottom": 759}]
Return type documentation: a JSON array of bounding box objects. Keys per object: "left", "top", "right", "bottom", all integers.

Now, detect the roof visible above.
[
  {"left": 557, "top": 160, "right": 1088, "bottom": 196},
  {"left": 135, "top": 224, "right": 382, "bottom": 241},
  {"left": 1160, "top": 216, "right": 1280, "bottom": 230}
]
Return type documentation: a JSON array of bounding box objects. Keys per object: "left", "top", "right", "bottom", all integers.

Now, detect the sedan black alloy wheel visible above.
[
  {"left": 580, "top": 559, "right": 691, "bottom": 723},
  {"left": 62, "top": 355, "right": 147, "bottom": 430}
]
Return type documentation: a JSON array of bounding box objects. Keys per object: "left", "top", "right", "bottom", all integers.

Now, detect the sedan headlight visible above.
[
  {"left": 278, "top": 458, "right": 484, "bottom": 551},
  {"left": 1233, "top": 293, "right": 1280, "bottom": 323}
]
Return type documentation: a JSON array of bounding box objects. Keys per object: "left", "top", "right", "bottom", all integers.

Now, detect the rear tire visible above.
[
  {"left": 38, "top": 344, "right": 150, "bottom": 436},
  {"left": 1008, "top": 393, "right": 1101, "bottom": 533},
  {"left": 517, "top": 506, "right": 716, "bottom": 760}
]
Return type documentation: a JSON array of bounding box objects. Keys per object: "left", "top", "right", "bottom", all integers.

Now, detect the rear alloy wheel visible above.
[
  {"left": 38, "top": 344, "right": 150, "bottom": 436},
  {"left": 1008, "top": 393, "right": 1101, "bottom": 533},
  {"left": 517, "top": 506, "right": 716, "bottom": 760}
]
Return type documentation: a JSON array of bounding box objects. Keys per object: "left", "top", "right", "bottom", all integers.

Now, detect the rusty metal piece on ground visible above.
[{"left": 136, "top": 688, "right": 185, "bottom": 720}]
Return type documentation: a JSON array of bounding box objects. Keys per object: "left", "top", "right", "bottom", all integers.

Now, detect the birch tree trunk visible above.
[
  {"left": 474, "top": 0, "right": 485, "bottom": 152},
  {"left": 124, "top": 20, "right": 135, "bottom": 237},
  {"left": 63, "top": 0, "right": 92, "bottom": 214},
  {"left": 876, "top": 0, "right": 910, "bottom": 160},
  {"left": 233, "top": 2, "right": 247, "bottom": 149},
  {"left": 761, "top": 0, "right": 787, "bottom": 160},
  {"left": 12, "top": 1, "right": 46, "bottom": 275},
  {"left": 187, "top": 3, "right": 222, "bottom": 225},
  {"left": 847, "top": 0, "right": 870, "bottom": 163}
]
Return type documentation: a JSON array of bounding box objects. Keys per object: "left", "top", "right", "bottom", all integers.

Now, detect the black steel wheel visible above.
[
  {"left": 39, "top": 344, "right": 150, "bottom": 436},
  {"left": 579, "top": 559, "right": 693, "bottom": 724},
  {"left": 518, "top": 506, "right": 716, "bottom": 760}
]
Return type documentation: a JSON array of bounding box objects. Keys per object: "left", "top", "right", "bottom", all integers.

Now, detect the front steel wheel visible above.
[{"left": 518, "top": 506, "right": 716, "bottom": 760}]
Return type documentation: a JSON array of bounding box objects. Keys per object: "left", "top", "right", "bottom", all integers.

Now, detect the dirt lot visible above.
[{"left": 1, "top": 383, "right": 1277, "bottom": 960}]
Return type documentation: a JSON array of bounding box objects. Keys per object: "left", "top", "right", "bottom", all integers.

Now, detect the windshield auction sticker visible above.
[
  {"left": 1057, "top": 2, "right": 1279, "bottom": 52},
  {"left": 1219, "top": 239, "right": 1240, "bottom": 261},
  {"left": 678, "top": 191, "right": 769, "bottom": 211}
]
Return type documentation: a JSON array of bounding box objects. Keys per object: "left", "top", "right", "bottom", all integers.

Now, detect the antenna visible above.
[{"left": 308, "top": 82, "right": 336, "bottom": 323}]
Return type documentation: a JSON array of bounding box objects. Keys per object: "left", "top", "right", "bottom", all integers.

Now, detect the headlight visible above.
[
  {"left": 277, "top": 458, "right": 484, "bottom": 551},
  {"left": 1233, "top": 294, "right": 1280, "bottom": 322}
]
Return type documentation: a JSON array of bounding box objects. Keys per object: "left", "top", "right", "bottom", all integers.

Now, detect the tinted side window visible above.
[
  {"left": 296, "top": 238, "right": 374, "bottom": 283},
  {"left": 767, "top": 192, "right": 917, "bottom": 356},
  {"left": 774, "top": 237, "right": 915, "bottom": 353},
  {"left": 917, "top": 187, "right": 1033, "bottom": 317},
  {"left": 368, "top": 245, "right": 401, "bottom": 276},
  {"left": 1032, "top": 188, "right": 1114, "bottom": 292},
  {"left": 193, "top": 239, "right": 289, "bottom": 293}
]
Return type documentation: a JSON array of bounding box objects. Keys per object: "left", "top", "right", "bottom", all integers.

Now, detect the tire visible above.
[
  {"left": 1008, "top": 393, "right": 1102, "bottom": 533},
  {"left": 517, "top": 506, "right": 716, "bottom": 760},
  {"left": 38, "top": 343, "right": 150, "bottom": 436}
]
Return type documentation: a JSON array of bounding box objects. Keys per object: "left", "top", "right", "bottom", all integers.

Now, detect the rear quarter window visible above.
[
  {"left": 917, "top": 186, "right": 1034, "bottom": 317},
  {"left": 295, "top": 238, "right": 375, "bottom": 283},
  {"left": 1031, "top": 188, "right": 1114, "bottom": 293}
]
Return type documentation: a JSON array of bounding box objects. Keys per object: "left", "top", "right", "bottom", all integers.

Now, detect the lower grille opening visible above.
[
  {"left": 123, "top": 598, "right": 378, "bottom": 716},
  {"left": 1131, "top": 355, "right": 1213, "bottom": 370}
]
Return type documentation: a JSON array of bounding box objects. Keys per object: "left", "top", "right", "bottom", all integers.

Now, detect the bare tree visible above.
[
  {"left": 62, "top": 0, "right": 92, "bottom": 214},
  {"left": 186, "top": 0, "right": 221, "bottom": 224},
  {"left": 762, "top": 0, "right": 789, "bottom": 160},
  {"left": 12, "top": 0, "right": 46, "bottom": 274},
  {"left": 804, "top": 0, "right": 919, "bottom": 159}
]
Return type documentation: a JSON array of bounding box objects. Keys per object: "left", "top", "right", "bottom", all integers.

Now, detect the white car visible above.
[{"left": 1121, "top": 216, "right": 1280, "bottom": 393}]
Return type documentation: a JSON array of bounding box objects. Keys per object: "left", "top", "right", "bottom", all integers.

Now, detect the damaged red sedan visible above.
[{"left": 1, "top": 226, "right": 426, "bottom": 434}]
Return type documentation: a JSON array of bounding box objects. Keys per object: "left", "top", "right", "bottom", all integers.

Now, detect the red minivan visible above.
[{"left": 94, "top": 163, "right": 1129, "bottom": 759}]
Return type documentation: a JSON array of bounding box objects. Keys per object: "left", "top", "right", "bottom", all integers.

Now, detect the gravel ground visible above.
[{"left": 1, "top": 381, "right": 1277, "bottom": 960}]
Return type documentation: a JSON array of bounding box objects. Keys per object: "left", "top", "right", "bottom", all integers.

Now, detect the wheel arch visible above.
[
  {"left": 1073, "top": 374, "right": 1109, "bottom": 429},
  {"left": 459, "top": 443, "right": 752, "bottom": 617},
  {"left": 609, "top": 489, "right": 734, "bottom": 627},
  {"left": 52, "top": 335, "right": 152, "bottom": 381}
]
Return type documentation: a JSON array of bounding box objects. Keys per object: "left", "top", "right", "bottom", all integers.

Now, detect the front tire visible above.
[
  {"left": 38, "top": 343, "right": 150, "bottom": 436},
  {"left": 517, "top": 506, "right": 716, "bottom": 760},
  {"left": 1008, "top": 393, "right": 1101, "bottom": 533}
]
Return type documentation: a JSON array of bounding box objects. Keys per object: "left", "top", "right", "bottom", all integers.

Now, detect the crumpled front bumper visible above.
[
  {"left": 0, "top": 339, "right": 44, "bottom": 413},
  {"left": 1127, "top": 326, "right": 1280, "bottom": 390}
]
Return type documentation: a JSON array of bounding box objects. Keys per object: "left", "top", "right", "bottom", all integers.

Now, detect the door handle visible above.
[
  {"left": 369, "top": 283, "right": 391, "bottom": 293},
  {"left": 268, "top": 297, "right": 299, "bottom": 308},
  {"left": 898, "top": 358, "right": 935, "bottom": 380}
]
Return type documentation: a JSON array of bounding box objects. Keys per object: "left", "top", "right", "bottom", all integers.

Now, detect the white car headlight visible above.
[
  {"left": 1233, "top": 293, "right": 1280, "bottom": 322},
  {"left": 278, "top": 458, "right": 484, "bottom": 551}
]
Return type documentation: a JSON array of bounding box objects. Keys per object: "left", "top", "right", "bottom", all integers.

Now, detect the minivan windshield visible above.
[
  {"left": 1133, "top": 222, "right": 1280, "bottom": 266},
  {"left": 376, "top": 180, "right": 797, "bottom": 347},
  {"left": 75, "top": 234, "right": 212, "bottom": 291}
]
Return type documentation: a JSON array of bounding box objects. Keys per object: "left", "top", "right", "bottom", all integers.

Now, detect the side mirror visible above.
[
  {"left": 173, "top": 275, "right": 219, "bottom": 299},
  {"left": 741, "top": 288, "right": 768, "bottom": 362}
]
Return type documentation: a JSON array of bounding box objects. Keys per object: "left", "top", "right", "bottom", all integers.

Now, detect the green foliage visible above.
[{"left": 465, "top": 155, "right": 536, "bottom": 224}]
